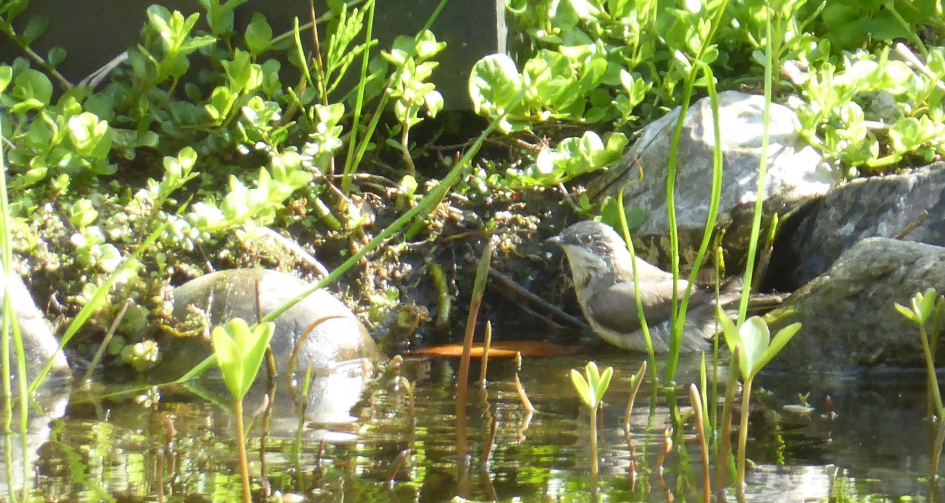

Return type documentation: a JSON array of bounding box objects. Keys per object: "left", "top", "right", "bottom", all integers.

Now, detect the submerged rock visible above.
[
  {"left": 764, "top": 161, "right": 945, "bottom": 292},
  {"left": 2, "top": 262, "right": 71, "bottom": 384},
  {"left": 588, "top": 90, "right": 837, "bottom": 265},
  {"left": 767, "top": 238, "right": 945, "bottom": 371},
  {"left": 156, "top": 269, "right": 382, "bottom": 380}
]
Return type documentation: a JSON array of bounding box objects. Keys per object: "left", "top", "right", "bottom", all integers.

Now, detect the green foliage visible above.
[
  {"left": 120, "top": 339, "right": 162, "bottom": 372},
  {"left": 379, "top": 30, "right": 446, "bottom": 175},
  {"left": 895, "top": 287, "right": 945, "bottom": 415},
  {"left": 794, "top": 45, "right": 945, "bottom": 174},
  {"left": 819, "top": 0, "right": 943, "bottom": 51},
  {"left": 212, "top": 318, "right": 275, "bottom": 400},
  {"left": 718, "top": 313, "right": 801, "bottom": 381},
  {"left": 470, "top": 0, "right": 945, "bottom": 191},
  {"left": 0, "top": 1, "right": 450, "bottom": 338},
  {"left": 570, "top": 361, "right": 613, "bottom": 409}
]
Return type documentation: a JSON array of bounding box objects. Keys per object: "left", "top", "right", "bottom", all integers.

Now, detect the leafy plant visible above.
[
  {"left": 894, "top": 288, "right": 945, "bottom": 416},
  {"left": 718, "top": 314, "right": 801, "bottom": 488},
  {"left": 381, "top": 30, "right": 446, "bottom": 176},
  {"left": 211, "top": 317, "right": 275, "bottom": 503},
  {"left": 570, "top": 361, "right": 613, "bottom": 483}
]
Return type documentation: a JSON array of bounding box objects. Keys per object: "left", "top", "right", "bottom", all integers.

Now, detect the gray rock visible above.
[
  {"left": 765, "top": 162, "right": 945, "bottom": 291},
  {"left": 589, "top": 90, "right": 837, "bottom": 264},
  {"left": 1, "top": 262, "right": 71, "bottom": 384},
  {"left": 767, "top": 238, "right": 945, "bottom": 371},
  {"left": 157, "top": 269, "right": 381, "bottom": 380}
]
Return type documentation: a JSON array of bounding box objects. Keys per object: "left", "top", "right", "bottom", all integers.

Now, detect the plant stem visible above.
[
  {"left": 617, "top": 192, "right": 659, "bottom": 383},
  {"left": 716, "top": 354, "right": 739, "bottom": 490},
  {"left": 401, "top": 111, "right": 416, "bottom": 176},
  {"left": 690, "top": 383, "right": 711, "bottom": 503},
  {"left": 456, "top": 242, "right": 493, "bottom": 480},
  {"left": 234, "top": 398, "right": 252, "bottom": 503},
  {"left": 341, "top": 0, "right": 376, "bottom": 194},
  {"left": 931, "top": 411, "right": 945, "bottom": 479},
  {"left": 736, "top": 377, "right": 753, "bottom": 488},
  {"left": 664, "top": 0, "right": 731, "bottom": 381},
  {"left": 919, "top": 324, "right": 945, "bottom": 414},
  {"left": 590, "top": 402, "right": 599, "bottom": 485},
  {"left": 736, "top": 0, "right": 774, "bottom": 322}
]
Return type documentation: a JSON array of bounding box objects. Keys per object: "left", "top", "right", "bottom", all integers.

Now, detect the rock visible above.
[
  {"left": 764, "top": 161, "right": 945, "bottom": 292},
  {"left": 766, "top": 238, "right": 945, "bottom": 371},
  {"left": 588, "top": 90, "right": 837, "bottom": 266},
  {"left": 157, "top": 269, "right": 381, "bottom": 380},
  {"left": 1, "top": 262, "right": 71, "bottom": 384}
]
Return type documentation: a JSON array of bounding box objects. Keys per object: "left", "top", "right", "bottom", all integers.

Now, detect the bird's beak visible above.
[{"left": 546, "top": 235, "right": 562, "bottom": 246}]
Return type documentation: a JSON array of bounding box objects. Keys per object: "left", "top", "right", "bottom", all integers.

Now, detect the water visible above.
[{"left": 3, "top": 351, "right": 944, "bottom": 502}]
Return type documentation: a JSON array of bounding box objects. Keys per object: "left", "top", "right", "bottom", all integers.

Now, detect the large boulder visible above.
[
  {"left": 764, "top": 162, "right": 945, "bottom": 292},
  {"left": 156, "top": 269, "right": 382, "bottom": 380},
  {"left": 588, "top": 91, "right": 837, "bottom": 265},
  {"left": 766, "top": 238, "right": 945, "bottom": 371}
]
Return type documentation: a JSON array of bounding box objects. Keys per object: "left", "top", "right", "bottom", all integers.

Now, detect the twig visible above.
[
  {"left": 83, "top": 298, "right": 132, "bottom": 383},
  {"left": 896, "top": 43, "right": 945, "bottom": 93},
  {"left": 895, "top": 210, "right": 929, "bottom": 240},
  {"left": 483, "top": 263, "right": 592, "bottom": 331},
  {"left": 78, "top": 51, "right": 129, "bottom": 89}
]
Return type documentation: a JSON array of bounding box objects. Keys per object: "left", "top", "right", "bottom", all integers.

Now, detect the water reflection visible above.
[{"left": 5, "top": 353, "right": 945, "bottom": 501}]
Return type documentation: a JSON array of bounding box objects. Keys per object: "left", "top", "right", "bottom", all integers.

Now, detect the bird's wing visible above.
[
  {"left": 615, "top": 257, "right": 676, "bottom": 283},
  {"left": 587, "top": 280, "right": 687, "bottom": 333},
  {"left": 589, "top": 279, "right": 725, "bottom": 327}
]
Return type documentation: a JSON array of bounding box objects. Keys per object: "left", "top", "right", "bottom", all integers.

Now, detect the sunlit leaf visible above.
[{"left": 753, "top": 322, "right": 801, "bottom": 378}]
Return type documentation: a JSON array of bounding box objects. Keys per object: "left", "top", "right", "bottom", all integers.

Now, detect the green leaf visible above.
[
  {"left": 22, "top": 16, "right": 49, "bottom": 45},
  {"left": 425, "top": 91, "right": 444, "bottom": 118},
  {"left": 752, "top": 322, "right": 801, "bottom": 377},
  {"left": 47, "top": 46, "right": 67, "bottom": 67},
  {"left": 596, "top": 366, "right": 613, "bottom": 404},
  {"left": 718, "top": 307, "right": 740, "bottom": 353},
  {"left": 13, "top": 68, "right": 53, "bottom": 108},
  {"left": 70, "top": 199, "right": 98, "bottom": 228},
  {"left": 245, "top": 13, "right": 273, "bottom": 55},
  {"left": 414, "top": 30, "right": 446, "bottom": 60},
  {"left": 586, "top": 361, "right": 600, "bottom": 395},
  {"left": 469, "top": 54, "right": 522, "bottom": 116},
  {"left": 570, "top": 368, "right": 592, "bottom": 407},
  {"left": 0, "top": 65, "right": 11, "bottom": 93},
  {"left": 240, "top": 321, "right": 274, "bottom": 394},
  {"left": 608, "top": 0, "right": 633, "bottom": 18},
  {"left": 895, "top": 302, "right": 919, "bottom": 324},
  {"left": 98, "top": 244, "right": 122, "bottom": 273},
  {"left": 738, "top": 316, "right": 769, "bottom": 379},
  {"left": 212, "top": 323, "right": 245, "bottom": 398},
  {"left": 67, "top": 112, "right": 111, "bottom": 158}
]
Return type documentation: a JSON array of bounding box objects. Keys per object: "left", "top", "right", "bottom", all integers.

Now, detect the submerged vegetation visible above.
[{"left": 0, "top": 0, "right": 944, "bottom": 500}]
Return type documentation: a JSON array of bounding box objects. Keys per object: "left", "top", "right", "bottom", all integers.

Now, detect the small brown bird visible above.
[{"left": 548, "top": 221, "right": 744, "bottom": 353}]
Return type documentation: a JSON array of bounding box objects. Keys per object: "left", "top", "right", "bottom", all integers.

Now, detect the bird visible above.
[{"left": 547, "top": 220, "right": 745, "bottom": 353}]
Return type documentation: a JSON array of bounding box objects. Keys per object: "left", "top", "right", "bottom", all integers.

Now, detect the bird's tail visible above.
[{"left": 717, "top": 277, "right": 785, "bottom": 314}]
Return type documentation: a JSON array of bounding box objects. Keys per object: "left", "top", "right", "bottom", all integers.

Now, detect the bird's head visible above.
[{"left": 547, "top": 221, "right": 629, "bottom": 288}]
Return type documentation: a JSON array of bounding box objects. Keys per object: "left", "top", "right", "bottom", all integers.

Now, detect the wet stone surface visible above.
[{"left": 156, "top": 268, "right": 382, "bottom": 381}]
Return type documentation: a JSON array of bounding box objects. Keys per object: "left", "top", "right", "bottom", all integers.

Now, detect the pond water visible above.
[{"left": 4, "top": 350, "right": 944, "bottom": 502}]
